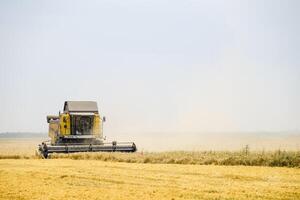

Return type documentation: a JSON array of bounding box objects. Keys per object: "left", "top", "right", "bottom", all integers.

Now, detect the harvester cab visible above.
[{"left": 38, "top": 101, "right": 136, "bottom": 158}]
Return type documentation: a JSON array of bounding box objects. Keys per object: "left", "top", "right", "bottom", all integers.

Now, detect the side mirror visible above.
[{"left": 103, "top": 116, "right": 106, "bottom": 122}]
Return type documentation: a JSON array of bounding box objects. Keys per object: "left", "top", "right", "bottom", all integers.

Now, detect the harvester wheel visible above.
[
  {"left": 39, "top": 142, "right": 49, "bottom": 159},
  {"left": 42, "top": 151, "right": 48, "bottom": 159}
]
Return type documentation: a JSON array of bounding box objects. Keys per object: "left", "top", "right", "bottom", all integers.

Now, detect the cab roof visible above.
[{"left": 63, "top": 101, "right": 98, "bottom": 113}]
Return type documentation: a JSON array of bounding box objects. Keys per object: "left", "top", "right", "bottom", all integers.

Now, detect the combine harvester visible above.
[{"left": 38, "top": 101, "right": 136, "bottom": 158}]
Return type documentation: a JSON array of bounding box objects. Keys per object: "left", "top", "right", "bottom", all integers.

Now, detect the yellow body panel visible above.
[
  {"left": 93, "top": 114, "right": 101, "bottom": 138},
  {"left": 59, "top": 114, "right": 71, "bottom": 136}
]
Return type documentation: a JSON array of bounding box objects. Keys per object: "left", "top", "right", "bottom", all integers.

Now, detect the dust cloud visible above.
[{"left": 110, "top": 132, "right": 300, "bottom": 152}]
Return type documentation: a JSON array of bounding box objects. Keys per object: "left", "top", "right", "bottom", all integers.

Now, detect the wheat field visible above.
[
  {"left": 0, "top": 138, "right": 300, "bottom": 199},
  {"left": 0, "top": 159, "right": 300, "bottom": 200}
]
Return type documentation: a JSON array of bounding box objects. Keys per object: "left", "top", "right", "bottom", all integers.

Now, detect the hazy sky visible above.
[{"left": 0, "top": 0, "right": 299, "bottom": 135}]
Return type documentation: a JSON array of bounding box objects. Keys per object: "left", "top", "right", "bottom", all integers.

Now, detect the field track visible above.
[{"left": 0, "top": 159, "right": 299, "bottom": 200}]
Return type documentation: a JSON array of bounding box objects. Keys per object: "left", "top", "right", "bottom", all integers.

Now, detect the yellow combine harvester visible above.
[{"left": 38, "top": 101, "right": 136, "bottom": 158}]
